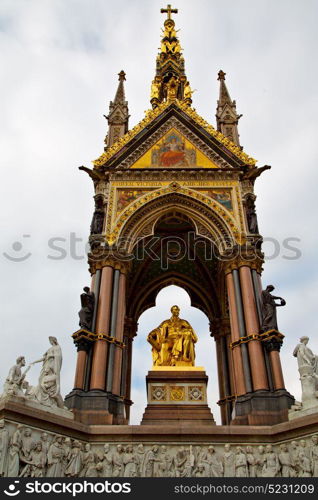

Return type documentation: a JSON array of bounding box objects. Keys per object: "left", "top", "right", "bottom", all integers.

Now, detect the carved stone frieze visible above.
[{"left": 1, "top": 421, "right": 318, "bottom": 478}]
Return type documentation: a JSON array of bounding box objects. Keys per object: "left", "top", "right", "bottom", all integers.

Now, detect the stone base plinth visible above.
[
  {"left": 231, "top": 389, "right": 295, "bottom": 426},
  {"left": 289, "top": 403, "right": 318, "bottom": 421},
  {"left": 0, "top": 395, "right": 74, "bottom": 420},
  {"left": 141, "top": 367, "right": 215, "bottom": 425},
  {"left": 64, "top": 389, "right": 127, "bottom": 425}
]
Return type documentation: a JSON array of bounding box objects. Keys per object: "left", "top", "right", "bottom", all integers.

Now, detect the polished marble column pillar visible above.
[
  {"left": 232, "top": 269, "right": 253, "bottom": 392},
  {"left": 73, "top": 349, "right": 88, "bottom": 390},
  {"left": 112, "top": 273, "right": 126, "bottom": 396},
  {"left": 90, "top": 266, "right": 114, "bottom": 390},
  {"left": 239, "top": 265, "right": 268, "bottom": 391},
  {"left": 269, "top": 349, "right": 285, "bottom": 390},
  {"left": 226, "top": 272, "right": 246, "bottom": 396},
  {"left": 106, "top": 269, "right": 120, "bottom": 392}
]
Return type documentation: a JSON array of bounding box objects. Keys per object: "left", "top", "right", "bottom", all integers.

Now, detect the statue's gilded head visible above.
[{"left": 171, "top": 305, "right": 180, "bottom": 317}]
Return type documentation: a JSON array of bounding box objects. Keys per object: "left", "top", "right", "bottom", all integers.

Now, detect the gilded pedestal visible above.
[{"left": 141, "top": 367, "right": 215, "bottom": 425}]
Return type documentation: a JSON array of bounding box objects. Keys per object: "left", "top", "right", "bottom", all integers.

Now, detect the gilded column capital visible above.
[
  {"left": 261, "top": 329, "right": 285, "bottom": 352},
  {"left": 88, "top": 248, "right": 133, "bottom": 275},
  {"left": 222, "top": 254, "right": 263, "bottom": 275},
  {"left": 72, "top": 328, "right": 97, "bottom": 351},
  {"left": 263, "top": 338, "right": 283, "bottom": 353}
]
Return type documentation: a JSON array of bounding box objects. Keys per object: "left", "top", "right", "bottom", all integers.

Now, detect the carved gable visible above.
[{"left": 93, "top": 102, "right": 256, "bottom": 170}]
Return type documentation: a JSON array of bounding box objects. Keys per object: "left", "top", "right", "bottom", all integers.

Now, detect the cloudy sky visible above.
[{"left": 1, "top": 0, "right": 318, "bottom": 424}]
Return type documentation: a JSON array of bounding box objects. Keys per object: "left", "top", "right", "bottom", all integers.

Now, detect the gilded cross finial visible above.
[{"left": 161, "top": 4, "right": 178, "bottom": 20}]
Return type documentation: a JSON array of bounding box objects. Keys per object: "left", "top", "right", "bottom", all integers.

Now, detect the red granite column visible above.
[
  {"left": 212, "top": 317, "right": 233, "bottom": 425},
  {"left": 90, "top": 266, "right": 113, "bottom": 390},
  {"left": 226, "top": 327, "right": 235, "bottom": 397},
  {"left": 226, "top": 272, "right": 246, "bottom": 396},
  {"left": 112, "top": 272, "right": 126, "bottom": 396},
  {"left": 121, "top": 318, "right": 137, "bottom": 421},
  {"left": 73, "top": 350, "right": 87, "bottom": 389},
  {"left": 239, "top": 265, "right": 268, "bottom": 391}
]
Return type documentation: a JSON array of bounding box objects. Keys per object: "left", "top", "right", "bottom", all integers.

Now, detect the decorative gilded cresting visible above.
[{"left": 93, "top": 99, "right": 256, "bottom": 168}]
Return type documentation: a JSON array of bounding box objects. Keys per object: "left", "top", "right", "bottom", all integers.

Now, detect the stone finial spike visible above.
[
  {"left": 217, "top": 70, "right": 226, "bottom": 81},
  {"left": 104, "top": 71, "right": 129, "bottom": 149},
  {"left": 114, "top": 70, "right": 126, "bottom": 104},
  {"left": 217, "top": 70, "right": 232, "bottom": 106},
  {"left": 216, "top": 70, "right": 242, "bottom": 147}
]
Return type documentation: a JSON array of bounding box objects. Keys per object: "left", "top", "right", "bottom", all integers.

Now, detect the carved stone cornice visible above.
[
  {"left": 109, "top": 168, "right": 241, "bottom": 182},
  {"left": 217, "top": 394, "right": 236, "bottom": 406}
]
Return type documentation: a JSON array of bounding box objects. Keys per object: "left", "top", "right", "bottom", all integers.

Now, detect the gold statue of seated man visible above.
[{"left": 147, "top": 305, "right": 198, "bottom": 366}]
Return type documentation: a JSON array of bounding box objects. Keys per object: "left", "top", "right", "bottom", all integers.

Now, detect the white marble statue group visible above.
[
  {"left": 0, "top": 337, "right": 64, "bottom": 410},
  {"left": 1, "top": 331, "right": 317, "bottom": 416},
  {"left": 0, "top": 423, "right": 318, "bottom": 478},
  {"left": 293, "top": 336, "right": 318, "bottom": 410}
]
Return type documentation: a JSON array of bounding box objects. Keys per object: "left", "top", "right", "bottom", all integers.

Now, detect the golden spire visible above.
[{"left": 150, "top": 5, "right": 193, "bottom": 108}]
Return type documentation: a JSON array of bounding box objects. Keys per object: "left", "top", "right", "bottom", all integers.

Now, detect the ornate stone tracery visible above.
[{"left": 112, "top": 190, "right": 238, "bottom": 252}]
